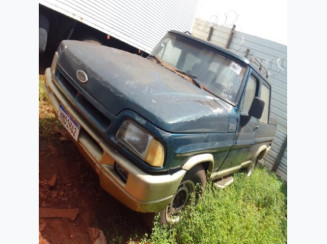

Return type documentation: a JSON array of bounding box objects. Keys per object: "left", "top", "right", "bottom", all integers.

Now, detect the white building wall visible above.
[{"left": 40, "top": 0, "right": 199, "bottom": 53}]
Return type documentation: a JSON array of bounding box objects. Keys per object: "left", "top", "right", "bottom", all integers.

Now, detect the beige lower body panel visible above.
[{"left": 210, "top": 160, "right": 252, "bottom": 180}]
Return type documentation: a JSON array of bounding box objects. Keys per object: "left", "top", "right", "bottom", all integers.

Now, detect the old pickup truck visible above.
[{"left": 44, "top": 30, "right": 276, "bottom": 224}]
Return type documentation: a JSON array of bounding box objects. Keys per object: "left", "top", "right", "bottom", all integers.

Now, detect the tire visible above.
[{"left": 159, "top": 164, "right": 206, "bottom": 224}]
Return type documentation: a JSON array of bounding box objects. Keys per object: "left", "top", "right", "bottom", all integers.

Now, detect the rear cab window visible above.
[{"left": 259, "top": 83, "right": 271, "bottom": 124}]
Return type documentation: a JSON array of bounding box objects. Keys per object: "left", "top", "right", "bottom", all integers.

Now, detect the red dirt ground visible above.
[{"left": 39, "top": 130, "right": 149, "bottom": 243}]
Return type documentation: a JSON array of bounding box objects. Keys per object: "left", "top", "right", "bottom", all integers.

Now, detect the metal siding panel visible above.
[
  {"left": 279, "top": 149, "right": 287, "bottom": 170},
  {"left": 277, "top": 163, "right": 287, "bottom": 174},
  {"left": 276, "top": 147, "right": 287, "bottom": 180},
  {"left": 230, "top": 32, "right": 287, "bottom": 57},
  {"left": 276, "top": 168, "right": 287, "bottom": 180}
]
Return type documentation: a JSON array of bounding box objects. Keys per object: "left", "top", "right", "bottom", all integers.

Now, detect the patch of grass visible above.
[
  {"left": 39, "top": 75, "right": 63, "bottom": 136},
  {"left": 141, "top": 167, "right": 287, "bottom": 244},
  {"left": 39, "top": 75, "right": 47, "bottom": 103},
  {"left": 39, "top": 117, "right": 63, "bottom": 137}
]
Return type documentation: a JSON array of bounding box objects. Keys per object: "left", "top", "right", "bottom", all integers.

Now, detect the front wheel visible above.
[{"left": 159, "top": 164, "right": 207, "bottom": 224}]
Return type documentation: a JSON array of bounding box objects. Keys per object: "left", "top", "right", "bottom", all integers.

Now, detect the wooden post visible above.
[
  {"left": 226, "top": 24, "right": 236, "bottom": 49},
  {"left": 245, "top": 48, "right": 250, "bottom": 58},
  {"left": 207, "top": 26, "right": 214, "bottom": 41}
]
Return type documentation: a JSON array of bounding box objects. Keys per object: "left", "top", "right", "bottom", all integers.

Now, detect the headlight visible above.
[{"left": 116, "top": 120, "right": 165, "bottom": 167}]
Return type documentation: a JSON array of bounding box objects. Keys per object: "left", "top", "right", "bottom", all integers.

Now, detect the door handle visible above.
[{"left": 253, "top": 124, "right": 259, "bottom": 130}]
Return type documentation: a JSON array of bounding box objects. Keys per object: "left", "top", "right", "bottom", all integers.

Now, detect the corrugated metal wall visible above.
[
  {"left": 40, "top": 0, "right": 199, "bottom": 53},
  {"left": 192, "top": 19, "right": 287, "bottom": 180}
]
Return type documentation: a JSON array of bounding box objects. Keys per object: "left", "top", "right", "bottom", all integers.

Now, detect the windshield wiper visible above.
[
  {"left": 147, "top": 55, "right": 162, "bottom": 64},
  {"left": 174, "top": 69, "right": 202, "bottom": 88},
  {"left": 148, "top": 58, "right": 213, "bottom": 95},
  {"left": 175, "top": 69, "right": 197, "bottom": 79},
  {"left": 148, "top": 57, "right": 200, "bottom": 88},
  {"left": 175, "top": 69, "right": 220, "bottom": 98},
  {"left": 200, "top": 85, "right": 219, "bottom": 98}
]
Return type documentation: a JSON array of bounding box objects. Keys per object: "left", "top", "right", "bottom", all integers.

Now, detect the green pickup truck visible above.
[{"left": 44, "top": 30, "right": 276, "bottom": 224}]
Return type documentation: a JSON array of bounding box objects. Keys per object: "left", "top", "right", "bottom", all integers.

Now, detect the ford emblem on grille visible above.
[{"left": 76, "top": 70, "right": 88, "bottom": 83}]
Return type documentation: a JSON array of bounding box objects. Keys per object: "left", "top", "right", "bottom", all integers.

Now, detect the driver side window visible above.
[{"left": 240, "top": 75, "right": 258, "bottom": 114}]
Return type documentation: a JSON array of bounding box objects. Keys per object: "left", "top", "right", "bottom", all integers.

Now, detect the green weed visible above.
[
  {"left": 39, "top": 75, "right": 47, "bottom": 102},
  {"left": 141, "top": 167, "right": 287, "bottom": 244},
  {"left": 39, "top": 75, "right": 62, "bottom": 136}
]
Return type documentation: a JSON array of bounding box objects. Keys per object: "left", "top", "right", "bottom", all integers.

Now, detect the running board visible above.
[{"left": 214, "top": 176, "right": 234, "bottom": 189}]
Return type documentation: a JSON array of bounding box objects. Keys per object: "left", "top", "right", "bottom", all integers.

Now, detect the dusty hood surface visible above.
[{"left": 57, "top": 41, "right": 236, "bottom": 133}]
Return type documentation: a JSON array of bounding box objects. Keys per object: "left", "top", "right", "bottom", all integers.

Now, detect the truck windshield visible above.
[{"left": 151, "top": 33, "right": 246, "bottom": 104}]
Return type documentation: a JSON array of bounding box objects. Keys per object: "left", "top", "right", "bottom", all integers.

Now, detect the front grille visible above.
[
  {"left": 56, "top": 71, "right": 111, "bottom": 131},
  {"left": 78, "top": 128, "right": 103, "bottom": 161},
  {"left": 58, "top": 72, "right": 78, "bottom": 97}
]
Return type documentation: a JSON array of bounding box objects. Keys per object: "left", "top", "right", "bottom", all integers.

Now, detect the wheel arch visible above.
[
  {"left": 254, "top": 145, "right": 271, "bottom": 160},
  {"left": 182, "top": 153, "right": 214, "bottom": 176}
]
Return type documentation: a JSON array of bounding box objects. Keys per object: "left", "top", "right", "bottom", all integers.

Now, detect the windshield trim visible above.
[{"left": 232, "top": 66, "right": 251, "bottom": 107}]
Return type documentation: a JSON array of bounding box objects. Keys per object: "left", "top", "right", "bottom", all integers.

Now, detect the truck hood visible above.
[{"left": 57, "top": 41, "right": 237, "bottom": 133}]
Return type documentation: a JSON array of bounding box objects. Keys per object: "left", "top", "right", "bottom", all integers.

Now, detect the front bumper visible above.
[{"left": 44, "top": 67, "right": 186, "bottom": 212}]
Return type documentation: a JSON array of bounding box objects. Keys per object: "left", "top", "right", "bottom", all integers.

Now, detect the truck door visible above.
[{"left": 218, "top": 74, "right": 259, "bottom": 171}]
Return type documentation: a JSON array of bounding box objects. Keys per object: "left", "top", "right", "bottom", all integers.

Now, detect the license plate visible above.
[{"left": 58, "top": 104, "right": 81, "bottom": 141}]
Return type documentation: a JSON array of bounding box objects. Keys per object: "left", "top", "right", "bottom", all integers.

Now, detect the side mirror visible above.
[{"left": 249, "top": 97, "right": 265, "bottom": 119}]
